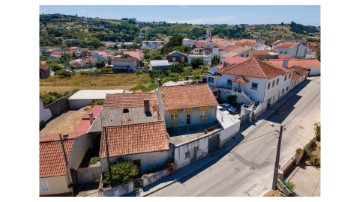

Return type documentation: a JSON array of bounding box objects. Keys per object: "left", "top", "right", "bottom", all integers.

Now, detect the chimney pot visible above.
[
  {"left": 89, "top": 112, "right": 94, "bottom": 124},
  {"left": 144, "top": 99, "right": 150, "bottom": 114}
]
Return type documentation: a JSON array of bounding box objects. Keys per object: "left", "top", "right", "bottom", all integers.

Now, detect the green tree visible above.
[
  {"left": 211, "top": 55, "right": 220, "bottom": 66},
  {"left": 102, "top": 161, "right": 139, "bottom": 186},
  {"left": 314, "top": 122, "right": 320, "bottom": 141},
  {"left": 191, "top": 57, "right": 204, "bottom": 69},
  {"left": 170, "top": 63, "right": 184, "bottom": 73},
  {"left": 95, "top": 61, "right": 105, "bottom": 68},
  {"left": 57, "top": 69, "right": 71, "bottom": 78},
  {"left": 89, "top": 38, "right": 102, "bottom": 49}
]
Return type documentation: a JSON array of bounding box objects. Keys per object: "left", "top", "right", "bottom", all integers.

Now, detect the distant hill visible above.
[{"left": 40, "top": 14, "right": 320, "bottom": 48}]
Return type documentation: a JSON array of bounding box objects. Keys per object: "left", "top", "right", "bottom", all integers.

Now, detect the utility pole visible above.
[{"left": 272, "top": 125, "right": 284, "bottom": 190}]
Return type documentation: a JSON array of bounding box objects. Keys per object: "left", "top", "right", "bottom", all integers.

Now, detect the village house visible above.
[
  {"left": 68, "top": 90, "right": 124, "bottom": 109},
  {"left": 48, "top": 53, "right": 62, "bottom": 60},
  {"left": 40, "top": 61, "right": 50, "bottom": 79},
  {"left": 150, "top": 60, "right": 175, "bottom": 71},
  {"left": 112, "top": 54, "right": 139, "bottom": 72},
  {"left": 141, "top": 40, "right": 165, "bottom": 49},
  {"left": 273, "top": 42, "right": 309, "bottom": 58},
  {"left": 223, "top": 46, "right": 251, "bottom": 58},
  {"left": 123, "top": 50, "right": 144, "bottom": 61},
  {"left": 82, "top": 56, "right": 97, "bottom": 67},
  {"left": 158, "top": 84, "right": 218, "bottom": 129},
  {"left": 92, "top": 51, "right": 109, "bottom": 62},
  {"left": 204, "top": 58, "right": 293, "bottom": 113},
  {"left": 166, "top": 51, "right": 188, "bottom": 63},
  {"left": 289, "top": 66, "right": 309, "bottom": 90},
  {"left": 267, "top": 58, "right": 320, "bottom": 76},
  {"left": 66, "top": 59, "right": 83, "bottom": 70},
  {"left": 182, "top": 38, "right": 195, "bottom": 47},
  {"left": 249, "top": 50, "right": 270, "bottom": 60}
]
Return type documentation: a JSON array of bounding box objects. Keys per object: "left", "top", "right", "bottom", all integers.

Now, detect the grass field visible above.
[{"left": 40, "top": 73, "right": 151, "bottom": 94}]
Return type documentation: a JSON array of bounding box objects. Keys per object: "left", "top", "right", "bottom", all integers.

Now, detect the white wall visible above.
[
  {"left": 308, "top": 67, "right": 320, "bottom": 76},
  {"left": 40, "top": 97, "right": 52, "bottom": 123},
  {"left": 113, "top": 61, "right": 137, "bottom": 69},
  {"left": 243, "top": 77, "right": 267, "bottom": 102},
  {"left": 100, "top": 150, "right": 171, "bottom": 173},
  {"left": 174, "top": 137, "right": 209, "bottom": 169},
  {"left": 164, "top": 106, "right": 217, "bottom": 128},
  {"left": 69, "top": 99, "right": 93, "bottom": 109},
  {"left": 68, "top": 134, "right": 93, "bottom": 169},
  {"left": 219, "top": 120, "right": 241, "bottom": 147},
  {"left": 262, "top": 73, "right": 292, "bottom": 107},
  {"left": 40, "top": 175, "right": 71, "bottom": 196}
]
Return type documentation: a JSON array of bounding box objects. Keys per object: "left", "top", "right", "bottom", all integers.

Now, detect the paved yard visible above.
[
  {"left": 40, "top": 108, "right": 88, "bottom": 136},
  {"left": 287, "top": 165, "right": 320, "bottom": 196}
]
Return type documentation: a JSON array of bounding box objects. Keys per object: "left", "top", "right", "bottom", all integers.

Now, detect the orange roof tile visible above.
[
  {"left": 99, "top": 121, "right": 169, "bottom": 158},
  {"left": 218, "top": 58, "right": 285, "bottom": 79},
  {"left": 267, "top": 59, "right": 320, "bottom": 68},
  {"left": 124, "top": 51, "right": 143, "bottom": 60},
  {"left": 275, "top": 42, "right": 298, "bottom": 49},
  {"left": 278, "top": 54, "right": 292, "bottom": 59},
  {"left": 223, "top": 57, "right": 250, "bottom": 65},
  {"left": 232, "top": 76, "right": 248, "bottom": 85},
  {"left": 290, "top": 66, "right": 309, "bottom": 80},
  {"left": 104, "top": 93, "right": 158, "bottom": 109},
  {"left": 40, "top": 138, "right": 74, "bottom": 178},
  {"left": 250, "top": 50, "right": 269, "bottom": 56},
  {"left": 160, "top": 84, "right": 218, "bottom": 110}
]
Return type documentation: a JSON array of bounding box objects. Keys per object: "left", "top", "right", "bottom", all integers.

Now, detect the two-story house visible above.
[
  {"left": 275, "top": 42, "right": 309, "bottom": 58},
  {"left": 158, "top": 84, "right": 218, "bottom": 129},
  {"left": 204, "top": 58, "right": 292, "bottom": 111},
  {"left": 166, "top": 51, "right": 188, "bottom": 63},
  {"left": 112, "top": 54, "right": 139, "bottom": 72}
]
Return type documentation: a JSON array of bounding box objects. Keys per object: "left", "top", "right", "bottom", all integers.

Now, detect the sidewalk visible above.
[{"left": 136, "top": 78, "right": 313, "bottom": 197}]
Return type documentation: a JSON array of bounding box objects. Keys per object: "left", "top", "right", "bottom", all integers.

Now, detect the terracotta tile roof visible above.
[
  {"left": 40, "top": 61, "right": 48, "bottom": 70},
  {"left": 82, "top": 105, "right": 103, "bottom": 119},
  {"left": 227, "top": 47, "right": 251, "bottom": 57},
  {"left": 290, "top": 66, "right": 309, "bottom": 80},
  {"left": 267, "top": 59, "right": 320, "bottom": 68},
  {"left": 112, "top": 55, "right": 138, "bottom": 62},
  {"left": 275, "top": 42, "right": 298, "bottom": 49},
  {"left": 223, "top": 57, "right": 250, "bottom": 65},
  {"left": 124, "top": 51, "right": 143, "bottom": 60},
  {"left": 195, "top": 40, "right": 206, "bottom": 48},
  {"left": 223, "top": 45, "right": 242, "bottom": 51},
  {"left": 160, "top": 83, "right": 218, "bottom": 110},
  {"left": 40, "top": 138, "right": 74, "bottom": 178},
  {"left": 83, "top": 57, "right": 97, "bottom": 63},
  {"left": 218, "top": 58, "right": 285, "bottom": 79},
  {"left": 99, "top": 121, "right": 169, "bottom": 158},
  {"left": 232, "top": 39, "right": 257, "bottom": 47},
  {"left": 49, "top": 54, "right": 62, "bottom": 59},
  {"left": 104, "top": 93, "right": 158, "bottom": 109},
  {"left": 278, "top": 54, "right": 292, "bottom": 59},
  {"left": 250, "top": 50, "right": 269, "bottom": 56},
  {"left": 232, "top": 76, "right": 248, "bottom": 85}
]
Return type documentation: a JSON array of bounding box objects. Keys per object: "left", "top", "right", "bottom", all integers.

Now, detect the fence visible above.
[
  {"left": 44, "top": 94, "right": 72, "bottom": 117},
  {"left": 76, "top": 166, "right": 101, "bottom": 184},
  {"left": 98, "top": 180, "right": 134, "bottom": 197}
]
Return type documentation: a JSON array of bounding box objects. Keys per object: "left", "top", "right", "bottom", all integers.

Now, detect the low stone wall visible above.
[
  {"left": 44, "top": 94, "right": 72, "bottom": 117},
  {"left": 142, "top": 169, "right": 171, "bottom": 187},
  {"left": 77, "top": 166, "right": 101, "bottom": 184},
  {"left": 98, "top": 181, "right": 134, "bottom": 197}
]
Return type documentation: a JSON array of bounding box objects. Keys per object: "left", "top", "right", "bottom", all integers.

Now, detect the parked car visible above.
[
  {"left": 220, "top": 103, "right": 238, "bottom": 114},
  {"left": 217, "top": 105, "right": 227, "bottom": 112}
]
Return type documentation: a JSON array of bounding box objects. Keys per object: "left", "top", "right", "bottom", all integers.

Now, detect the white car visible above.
[{"left": 217, "top": 105, "right": 229, "bottom": 113}]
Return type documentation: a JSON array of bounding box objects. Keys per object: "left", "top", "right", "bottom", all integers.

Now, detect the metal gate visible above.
[{"left": 208, "top": 133, "right": 219, "bottom": 153}]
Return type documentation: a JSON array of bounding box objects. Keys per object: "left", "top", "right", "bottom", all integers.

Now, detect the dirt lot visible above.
[{"left": 40, "top": 107, "right": 89, "bottom": 136}]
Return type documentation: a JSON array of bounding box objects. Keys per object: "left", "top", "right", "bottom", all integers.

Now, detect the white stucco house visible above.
[
  {"left": 275, "top": 42, "right": 310, "bottom": 58},
  {"left": 203, "top": 58, "right": 293, "bottom": 114},
  {"left": 112, "top": 55, "right": 139, "bottom": 72},
  {"left": 267, "top": 58, "right": 320, "bottom": 76}
]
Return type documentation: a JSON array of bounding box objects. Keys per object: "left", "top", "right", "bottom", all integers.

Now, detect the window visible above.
[
  {"left": 208, "top": 77, "right": 214, "bottom": 83},
  {"left": 284, "top": 51, "right": 287, "bottom": 54},
  {"left": 181, "top": 57, "right": 184, "bottom": 62},
  {"left": 123, "top": 109, "right": 129, "bottom": 113},
  {"left": 276, "top": 78, "right": 279, "bottom": 85},
  {"left": 172, "top": 57, "right": 176, "bottom": 62},
  {"left": 251, "top": 82, "right": 258, "bottom": 90},
  {"left": 289, "top": 74, "right": 291, "bottom": 79},
  {"left": 268, "top": 83, "right": 270, "bottom": 89},
  {"left": 272, "top": 81, "right": 275, "bottom": 87},
  {"left": 280, "top": 51, "right": 283, "bottom": 54},
  {"left": 286, "top": 87, "right": 289, "bottom": 91},
  {"left": 171, "top": 114, "right": 178, "bottom": 121},
  {"left": 284, "top": 76, "right": 287, "bottom": 81},
  {"left": 185, "top": 151, "right": 190, "bottom": 158},
  {"left": 227, "top": 79, "right": 232, "bottom": 86},
  {"left": 282, "top": 89, "right": 284, "bottom": 94},
  {"left": 200, "top": 111, "right": 207, "bottom": 118}
]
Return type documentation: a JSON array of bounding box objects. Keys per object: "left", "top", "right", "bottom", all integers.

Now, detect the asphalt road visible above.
[{"left": 148, "top": 77, "right": 320, "bottom": 196}]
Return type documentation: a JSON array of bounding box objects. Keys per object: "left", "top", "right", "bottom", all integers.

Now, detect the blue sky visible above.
[{"left": 40, "top": 5, "right": 320, "bottom": 26}]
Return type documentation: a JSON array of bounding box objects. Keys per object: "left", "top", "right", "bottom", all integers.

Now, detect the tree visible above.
[
  {"left": 89, "top": 38, "right": 102, "bottom": 49},
  {"left": 95, "top": 61, "right": 105, "bottom": 68},
  {"left": 102, "top": 160, "right": 139, "bottom": 186},
  {"left": 316, "top": 50, "right": 320, "bottom": 61},
  {"left": 191, "top": 57, "right": 204, "bottom": 69},
  {"left": 170, "top": 63, "right": 184, "bottom": 73},
  {"left": 314, "top": 122, "right": 320, "bottom": 141},
  {"left": 57, "top": 69, "right": 71, "bottom": 78},
  {"left": 211, "top": 55, "right": 220, "bottom": 66}
]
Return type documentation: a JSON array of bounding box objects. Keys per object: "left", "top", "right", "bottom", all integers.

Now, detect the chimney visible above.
[
  {"left": 89, "top": 112, "right": 94, "bottom": 124},
  {"left": 144, "top": 99, "right": 150, "bottom": 114},
  {"left": 282, "top": 59, "right": 289, "bottom": 68},
  {"left": 157, "top": 78, "right": 162, "bottom": 87}
]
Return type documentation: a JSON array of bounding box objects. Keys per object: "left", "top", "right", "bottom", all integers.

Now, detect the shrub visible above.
[
  {"left": 191, "top": 57, "right": 204, "bottom": 69},
  {"left": 304, "top": 139, "right": 317, "bottom": 157},
  {"left": 93, "top": 100, "right": 104, "bottom": 105},
  {"left": 135, "top": 69, "right": 143, "bottom": 75},
  {"left": 309, "top": 154, "right": 320, "bottom": 167},
  {"left": 79, "top": 71, "right": 90, "bottom": 76},
  {"left": 57, "top": 69, "right": 72, "bottom": 78},
  {"left": 89, "top": 156, "right": 100, "bottom": 165},
  {"left": 314, "top": 122, "right": 320, "bottom": 142},
  {"left": 284, "top": 181, "right": 295, "bottom": 192},
  {"left": 102, "top": 161, "right": 139, "bottom": 186},
  {"left": 170, "top": 63, "right": 184, "bottom": 73}
]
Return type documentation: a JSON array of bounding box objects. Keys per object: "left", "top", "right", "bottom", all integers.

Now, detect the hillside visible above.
[{"left": 40, "top": 14, "right": 320, "bottom": 48}]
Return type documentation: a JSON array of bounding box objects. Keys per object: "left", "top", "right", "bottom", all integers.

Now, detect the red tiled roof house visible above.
[{"left": 159, "top": 84, "right": 218, "bottom": 128}]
